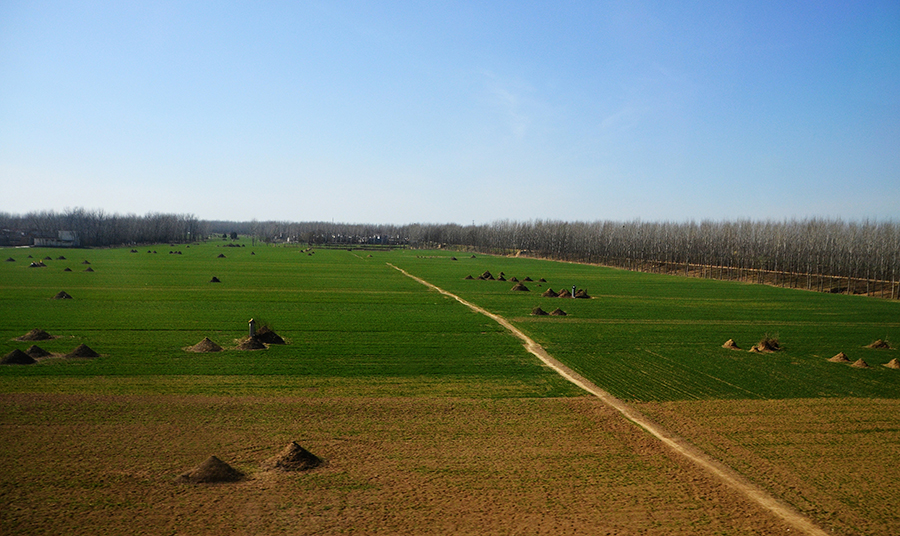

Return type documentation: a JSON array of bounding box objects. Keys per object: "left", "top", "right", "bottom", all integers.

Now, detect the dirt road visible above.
[{"left": 389, "top": 263, "right": 831, "bottom": 536}]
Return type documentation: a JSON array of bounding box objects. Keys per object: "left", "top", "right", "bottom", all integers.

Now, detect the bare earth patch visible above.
[
  {"left": 0, "top": 393, "right": 799, "bottom": 535},
  {"left": 636, "top": 398, "right": 900, "bottom": 536}
]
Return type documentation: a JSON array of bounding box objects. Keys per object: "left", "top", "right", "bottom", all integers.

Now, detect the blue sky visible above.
[{"left": 2, "top": 1, "right": 898, "bottom": 224}]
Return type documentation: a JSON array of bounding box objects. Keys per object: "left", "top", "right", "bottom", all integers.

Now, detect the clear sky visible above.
[{"left": 2, "top": 1, "right": 898, "bottom": 225}]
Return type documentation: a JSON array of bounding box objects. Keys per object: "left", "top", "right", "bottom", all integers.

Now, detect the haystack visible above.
[
  {"left": 851, "top": 358, "right": 870, "bottom": 369},
  {"left": 176, "top": 455, "right": 243, "bottom": 484},
  {"left": 81, "top": 260, "right": 90, "bottom": 265},
  {"left": 25, "top": 345, "right": 51, "bottom": 358},
  {"left": 450, "top": 257, "right": 457, "bottom": 261},
  {"left": 574, "top": 289, "right": 590, "bottom": 299},
  {"left": 52, "top": 291, "right": 73, "bottom": 299},
  {"left": 5, "top": 257, "right": 15, "bottom": 262},
  {"left": 209, "top": 276, "right": 221, "bottom": 283},
  {"left": 464, "top": 275, "right": 474, "bottom": 280},
  {"left": 497, "top": 275, "right": 506, "bottom": 281},
  {"left": 63, "top": 267, "right": 72, "bottom": 272},
  {"left": 883, "top": 358, "right": 900, "bottom": 369},
  {"left": 510, "top": 282, "right": 529, "bottom": 291},
  {"left": 722, "top": 339, "right": 741, "bottom": 350},
  {"left": 188, "top": 337, "right": 223, "bottom": 353},
  {"left": 865, "top": 339, "right": 893, "bottom": 349},
  {"left": 217, "top": 254, "right": 226, "bottom": 258},
  {"left": 523, "top": 277, "right": 533, "bottom": 282},
  {"left": 550, "top": 308, "right": 567, "bottom": 316},
  {"left": 237, "top": 336, "right": 266, "bottom": 350},
  {"left": 256, "top": 326, "right": 285, "bottom": 345},
  {"left": 541, "top": 288, "right": 558, "bottom": 298},
  {"left": 538, "top": 278, "right": 546, "bottom": 282},
  {"left": 557, "top": 289, "right": 572, "bottom": 298},
  {"left": 263, "top": 442, "right": 322, "bottom": 472},
  {"left": 509, "top": 277, "right": 519, "bottom": 282},
  {"left": 532, "top": 307, "right": 548, "bottom": 316},
  {"left": 66, "top": 344, "right": 99, "bottom": 358},
  {"left": 17, "top": 329, "right": 53, "bottom": 341},
  {"left": 828, "top": 352, "right": 850, "bottom": 363},
  {"left": 83, "top": 267, "right": 94, "bottom": 272},
  {"left": 478, "top": 271, "right": 494, "bottom": 280},
  {"left": 1, "top": 349, "right": 36, "bottom": 365}
]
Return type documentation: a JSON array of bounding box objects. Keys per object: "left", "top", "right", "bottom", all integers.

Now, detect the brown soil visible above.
[
  {"left": 828, "top": 352, "right": 850, "bottom": 363},
  {"left": 25, "top": 345, "right": 51, "bottom": 358},
  {"left": 187, "top": 338, "right": 223, "bottom": 353},
  {"left": 262, "top": 441, "right": 323, "bottom": 472},
  {"left": 722, "top": 339, "right": 741, "bottom": 350},
  {"left": 0, "top": 392, "right": 811, "bottom": 535},
  {"left": 16, "top": 329, "right": 53, "bottom": 341},
  {"left": 236, "top": 336, "right": 266, "bottom": 350},
  {"left": 52, "top": 291, "right": 73, "bottom": 299},
  {"left": 256, "top": 327, "right": 285, "bottom": 345},
  {"left": 176, "top": 455, "right": 244, "bottom": 484},
  {"left": 1, "top": 349, "right": 36, "bottom": 365},
  {"left": 65, "top": 344, "right": 99, "bottom": 358}
]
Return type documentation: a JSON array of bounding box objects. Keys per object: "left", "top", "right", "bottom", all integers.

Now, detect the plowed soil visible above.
[
  {"left": 637, "top": 398, "right": 900, "bottom": 536},
  {"left": 0, "top": 393, "right": 802, "bottom": 535}
]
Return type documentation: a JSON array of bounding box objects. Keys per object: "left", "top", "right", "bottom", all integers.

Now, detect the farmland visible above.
[{"left": 1, "top": 240, "right": 899, "bottom": 535}]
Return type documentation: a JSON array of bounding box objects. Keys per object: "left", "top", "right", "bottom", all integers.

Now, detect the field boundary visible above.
[{"left": 388, "top": 263, "right": 830, "bottom": 536}]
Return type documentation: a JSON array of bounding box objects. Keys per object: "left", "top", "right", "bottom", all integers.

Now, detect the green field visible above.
[{"left": 2, "top": 241, "right": 898, "bottom": 401}]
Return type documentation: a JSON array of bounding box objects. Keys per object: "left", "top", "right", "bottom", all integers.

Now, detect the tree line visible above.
[
  {"left": 0, "top": 208, "right": 204, "bottom": 247},
  {"left": 4, "top": 210, "right": 898, "bottom": 298}
]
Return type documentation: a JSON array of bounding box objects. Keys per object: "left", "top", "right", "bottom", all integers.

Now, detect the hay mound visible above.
[
  {"left": 81, "top": 260, "right": 90, "bottom": 265},
  {"left": 217, "top": 253, "right": 226, "bottom": 258},
  {"left": 851, "top": 358, "right": 870, "bottom": 369},
  {"left": 523, "top": 277, "right": 533, "bottom": 282},
  {"left": 464, "top": 275, "right": 474, "bottom": 280},
  {"left": 177, "top": 455, "right": 243, "bottom": 484},
  {"left": 883, "top": 358, "right": 900, "bottom": 370},
  {"left": 557, "top": 289, "right": 572, "bottom": 298},
  {"left": 63, "top": 267, "right": 72, "bottom": 272},
  {"left": 57, "top": 256, "right": 66, "bottom": 260},
  {"left": 25, "top": 345, "right": 51, "bottom": 358},
  {"left": 83, "top": 267, "right": 94, "bottom": 272},
  {"left": 865, "top": 339, "right": 893, "bottom": 349},
  {"left": 237, "top": 336, "right": 266, "bottom": 350},
  {"left": 750, "top": 337, "right": 781, "bottom": 353},
  {"left": 828, "top": 352, "right": 850, "bottom": 363},
  {"left": 52, "top": 291, "right": 73, "bottom": 300},
  {"left": 209, "top": 276, "right": 221, "bottom": 283},
  {"left": 188, "top": 338, "right": 223, "bottom": 353},
  {"left": 541, "top": 288, "right": 558, "bottom": 298},
  {"left": 2, "top": 349, "right": 36, "bottom": 365},
  {"left": 17, "top": 329, "right": 53, "bottom": 341},
  {"left": 5, "top": 257, "right": 15, "bottom": 262},
  {"left": 532, "top": 307, "right": 548, "bottom": 316},
  {"left": 497, "top": 275, "right": 506, "bottom": 281},
  {"left": 574, "top": 289, "right": 590, "bottom": 299},
  {"left": 510, "top": 282, "right": 529, "bottom": 291},
  {"left": 450, "top": 257, "right": 457, "bottom": 261},
  {"left": 478, "top": 271, "right": 494, "bottom": 280},
  {"left": 722, "top": 339, "right": 741, "bottom": 350},
  {"left": 550, "top": 308, "right": 567, "bottom": 316},
  {"left": 66, "top": 344, "right": 99, "bottom": 358},
  {"left": 538, "top": 278, "right": 546, "bottom": 282},
  {"left": 509, "top": 277, "right": 519, "bottom": 282},
  {"left": 263, "top": 442, "right": 322, "bottom": 472},
  {"left": 256, "top": 327, "right": 285, "bottom": 345}
]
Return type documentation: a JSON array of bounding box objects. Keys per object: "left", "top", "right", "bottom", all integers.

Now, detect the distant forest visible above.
[{"left": 3, "top": 209, "right": 899, "bottom": 298}]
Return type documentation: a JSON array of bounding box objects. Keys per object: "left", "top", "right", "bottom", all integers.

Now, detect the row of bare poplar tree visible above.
[
  {"left": 0, "top": 208, "right": 204, "bottom": 247},
  {"left": 232, "top": 218, "right": 900, "bottom": 298}
]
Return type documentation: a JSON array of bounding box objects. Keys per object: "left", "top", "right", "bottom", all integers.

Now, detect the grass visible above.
[{"left": 389, "top": 251, "right": 900, "bottom": 401}]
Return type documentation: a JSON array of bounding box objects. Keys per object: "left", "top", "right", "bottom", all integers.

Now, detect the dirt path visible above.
[{"left": 388, "top": 263, "right": 831, "bottom": 536}]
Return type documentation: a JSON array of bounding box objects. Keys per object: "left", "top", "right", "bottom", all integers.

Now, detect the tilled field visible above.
[
  {"left": 637, "top": 398, "right": 900, "bottom": 536},
  {"left": 1, "top": 393, "right": 800, "bottom": 535}
]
